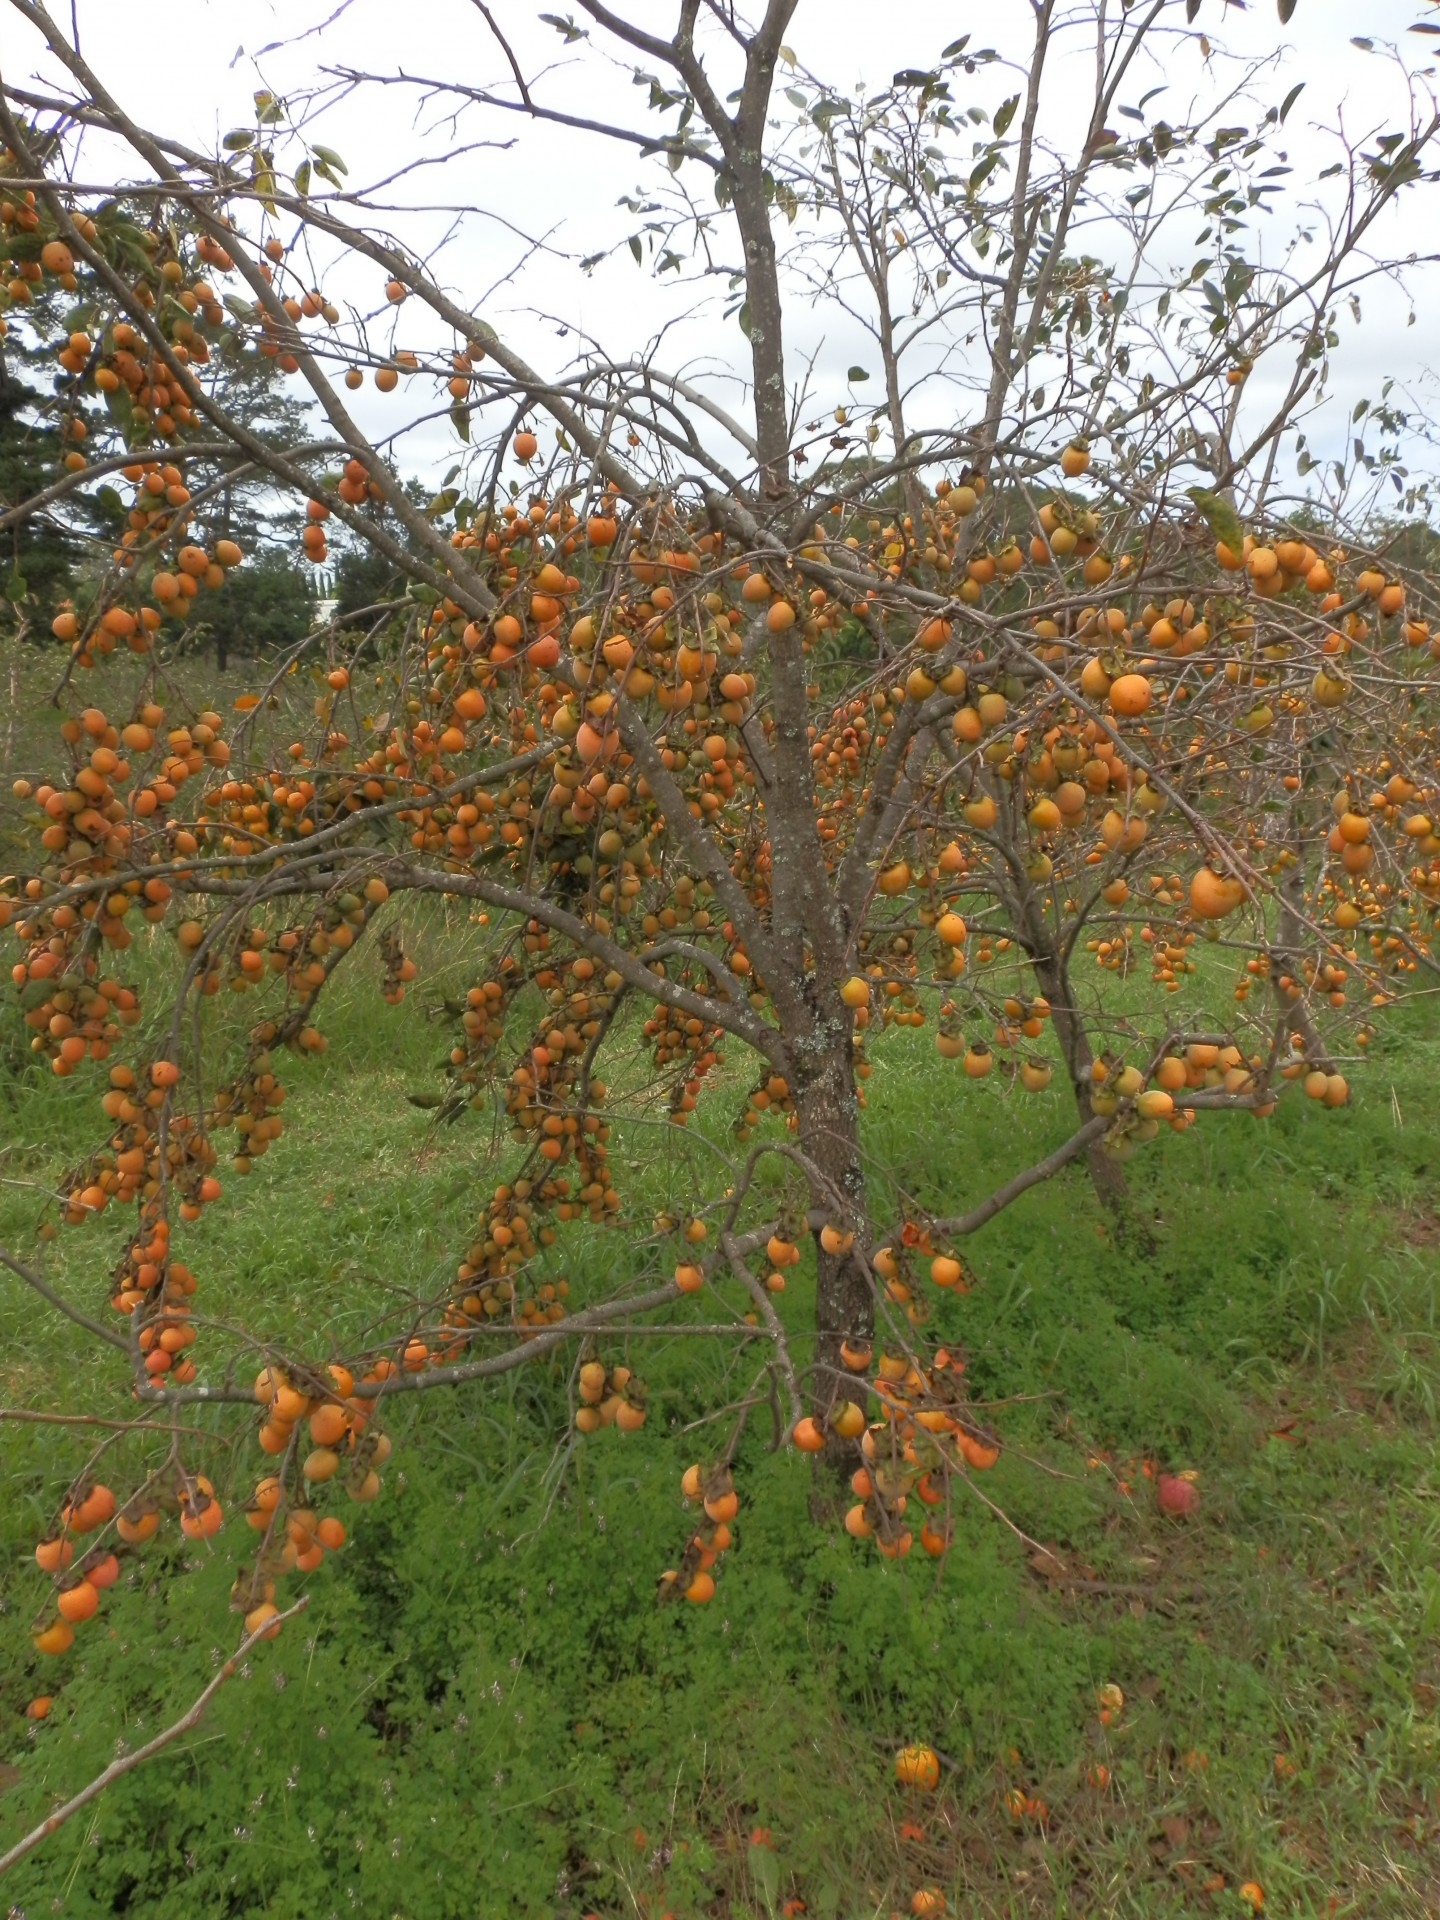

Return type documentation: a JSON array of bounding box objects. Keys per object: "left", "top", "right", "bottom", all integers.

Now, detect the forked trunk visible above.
[{"left": 1029, "top": 948, "right": 1130, "bottom": 1215}]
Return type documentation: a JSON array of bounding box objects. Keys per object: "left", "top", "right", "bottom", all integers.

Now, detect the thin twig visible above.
[
  {"left": 0, "top": 1246, "right": 132, "bottom": 1357},
  {"left": 931, "top": 1117, "right": 1109, "bottom": 1236},
  {"left": 0, "top": 1408, "right": 213, "bottom": 1438},
  {"left": 721, "top": 1230, "right": 803, "bottom": 1432},
  {"left": 0, "top": 1596, "right": 310, "bottom": 1879}
]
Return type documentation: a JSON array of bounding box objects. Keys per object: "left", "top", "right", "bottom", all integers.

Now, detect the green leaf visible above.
[
  {"left": 1279, "top": 82, "right": 1305, "bottom": 125},
  {"left": 628, "top": 234, "right": 643, "bottom": 265},
  {"left": 994, "top": 94, "right": 1019, "bottom": 138},
  {"left": 737, "top": 300, "right": 752, "bottom": 339},
  {"left": 311, "top": 143, "right": 348, "bottom": 175},
  {"left": 102, "top": 382, "right": 135, "bottom": 430},
  {"left": 846, "top": 366, "right": 870, "bottom": 383},
  {"left": 539, "top": 12, "right": 587, "bottom": 42},
  {"left": 1185, "top": 486, "right": 1244, "bottom": 555},
  {"left": 251, "top": 157, "right": 278, "bottom": 214},
  {"left": 294, "top": 160, "right": 312, "bottom": 197},
  {"left": 747, "top": 1840, "right": 780, "bottom": 1916},
  {"left": 450, "top": 404, "right": 471, "bottom": 443},
  {"left": 222, "top": 129, "right": 255, "bottom": 152}
]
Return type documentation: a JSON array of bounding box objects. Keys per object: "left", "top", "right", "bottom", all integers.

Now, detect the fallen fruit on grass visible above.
[
  {"left": 1157, "top": 1472, "right": 1201, "bottom": 1516},
  {"left": 895, "top": 1744, "right": 941, "bottom": 1790}
]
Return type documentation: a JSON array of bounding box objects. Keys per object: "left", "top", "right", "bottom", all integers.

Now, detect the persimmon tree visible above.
[{"left": 2, "top": 0, "right": 1440, "bottom": 1771}]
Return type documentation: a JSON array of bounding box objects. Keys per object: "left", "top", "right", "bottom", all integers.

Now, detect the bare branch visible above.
[{"left": 0, "top": 1597, "right": 311, "bottom": 1879}]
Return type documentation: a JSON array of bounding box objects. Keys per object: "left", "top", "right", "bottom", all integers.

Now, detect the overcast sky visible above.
[{"left": 8, "top": 1, "right": 1440, "bottom": 508}]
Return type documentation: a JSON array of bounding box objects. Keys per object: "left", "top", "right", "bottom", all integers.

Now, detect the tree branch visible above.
[
  {"left": 0, "top": 1246, "right": 133, "bottom": 1356},
  {"left": 932, "top": 1117, "right": 1109, "bottom": 1236},
  {"left": 0, "top": 1597, "right": 311, "bottom": 1879}
]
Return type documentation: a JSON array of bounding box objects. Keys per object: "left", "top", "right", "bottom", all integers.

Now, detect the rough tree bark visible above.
[{"left": 1027, "top": 944, "right": 1130, "bottom": 1214}]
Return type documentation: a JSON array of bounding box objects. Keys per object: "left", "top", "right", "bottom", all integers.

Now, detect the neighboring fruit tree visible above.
[{"left": 1, "top": 0, "right": 1438, "bottom": 1786}]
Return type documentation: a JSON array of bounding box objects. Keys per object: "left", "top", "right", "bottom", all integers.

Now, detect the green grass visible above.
[{"left": 2, "top": 906, "right": 1440, "bottom": 1916}]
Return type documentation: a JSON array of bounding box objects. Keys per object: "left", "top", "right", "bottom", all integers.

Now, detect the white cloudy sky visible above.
[{"left": 8, "top": 0, "right": 1440, "bottom": 504}]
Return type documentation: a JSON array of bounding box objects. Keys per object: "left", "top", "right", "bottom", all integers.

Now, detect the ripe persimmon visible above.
[
  {"left": 1189, "top": 867, "right": 1245, "bottom": 920},
  {"left": 56, "top": 1578, "right": 99, "bottom": 1623},
  {"left": 245, "top": 1601, "right": 283, "bottom": 1639},
  {"left": 1108, "top": 673, "right": 1152, "bottom": 717},
  {"left": 895, "top": 1745, "right": 941, "bottom": 1790},
  {"left": 830, "top": 1400, "right": 866, "bottom": 1439}
]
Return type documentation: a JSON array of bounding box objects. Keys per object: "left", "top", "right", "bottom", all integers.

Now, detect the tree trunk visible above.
[
  {"left": 217, "top": 479, "right": 232, "bottom": 673},
  {"left": 1029, "top": 945, "right": 1130, "bottom": 1215},
  {"left": 1272, "top": 812, "right": 1334, "bottom": 1072},
  {"left": 1008, "top": 854, "right": 1129, "bottom": 1218},
  {"left": 792, "top": 1028, "right": 872, "bottom": 1413}
]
